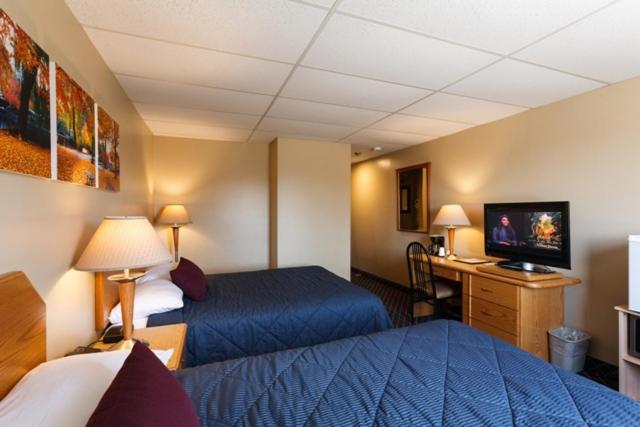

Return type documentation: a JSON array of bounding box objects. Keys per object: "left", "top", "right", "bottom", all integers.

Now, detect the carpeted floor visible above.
[
  {"left": 351, "top": 269, "right": 413, "bottom": 328},
  {"left": 351, "top": 268, "right": 619, "bottom": 390}
]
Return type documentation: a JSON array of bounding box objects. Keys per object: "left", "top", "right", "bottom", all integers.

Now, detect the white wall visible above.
[
  {"left": 0, "top": 0, "right": 153, "bottom": 358},
  {"left": 270, "top": 138, "right": 351, "bottom": 279},
  {"left": 352, "top": 75, "right": 640, "bottom": 364},
  {"left": 152, "top": 136, "right": 270, "bottom": 274}
]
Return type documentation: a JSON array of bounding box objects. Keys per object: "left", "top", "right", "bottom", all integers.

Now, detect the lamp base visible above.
[
  {"left": 446, "top": 226, "right": 457, "bottom": 258},
  {"left": 171, "top": 226, "right": 182, "bottom": 263},
  {"left": 105, "top": 275, "right": 138, "bottom": 342}
]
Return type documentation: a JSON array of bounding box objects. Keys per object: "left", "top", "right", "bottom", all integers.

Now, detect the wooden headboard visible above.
[
  {"left": 0, "top": 272, "right": 46, "bottom": 399},
  {"left": 94, "top": 272, "right": 120, "bottom": 333}
]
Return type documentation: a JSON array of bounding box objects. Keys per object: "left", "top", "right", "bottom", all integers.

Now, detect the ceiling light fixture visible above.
[{"left": 372, "top": 146, "right": 382, "bottom": 152}]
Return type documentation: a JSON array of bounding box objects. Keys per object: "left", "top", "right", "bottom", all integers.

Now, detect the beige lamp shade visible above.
[
  {"left": 75, "top": 216, "right": 172, "bottom": 272},
  {"left": 156, "top": 204, "right": 192, "bottom": 226},
  {"left": 432, "top": 204, "right": 471, "bottom": 227}
]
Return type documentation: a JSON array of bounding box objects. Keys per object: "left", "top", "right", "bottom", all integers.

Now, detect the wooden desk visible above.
[
  {"left": 416, "top": 256, "right": 580, "bottom": 360},
  {"left": 91, "top": 323, "right": 187, "bottom": 371},
  {"left": 615, "top": 305, "right": 640, "bottom": 399}
]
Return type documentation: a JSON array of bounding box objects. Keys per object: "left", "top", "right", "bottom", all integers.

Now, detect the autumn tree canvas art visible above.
[
  {"left": 56, "top": 65, "right": 95, "bottom": 186},
  {"left": 97, "top": 106, "right": 120, "bottom": 191},
  {"left": 0, "top": 9, "right": 123, "bottom": 190},
  {"left": 0, "top": 9, "right": 51, "bottom": 178}
]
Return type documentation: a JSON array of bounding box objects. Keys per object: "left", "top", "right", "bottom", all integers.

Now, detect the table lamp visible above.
[
  {"left": 75, "top": 216, "right": 172, "bottom": 349},
  {"left": 432, "top": 204, "right": 470, "bottom": 259},
  {"left": 156, "top": 204, "right": 192, "bottom": 263}
]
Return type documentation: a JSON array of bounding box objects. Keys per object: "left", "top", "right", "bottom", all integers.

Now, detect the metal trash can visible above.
[{"left": 548, "top": 326, "right": 591, "bottom": 373}]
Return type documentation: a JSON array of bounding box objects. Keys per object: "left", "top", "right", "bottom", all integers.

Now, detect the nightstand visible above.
[{"left": 91, "top": 323, "right": 187, "bottom": 371}]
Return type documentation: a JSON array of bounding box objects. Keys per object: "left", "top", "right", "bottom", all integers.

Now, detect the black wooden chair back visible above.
[{"left": 406, "top": 241, "right": 437, "bottom": 299}]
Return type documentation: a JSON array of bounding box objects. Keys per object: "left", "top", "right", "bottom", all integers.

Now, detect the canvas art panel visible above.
[
  {"left": 55, "top": 64, "right": 95, "bottom": 186},
  {"left": 0, "top": 9, "right": 51, "bottom": 178},
  {"left": 97, "top": 105, "right": 120, "bottom": 191}
]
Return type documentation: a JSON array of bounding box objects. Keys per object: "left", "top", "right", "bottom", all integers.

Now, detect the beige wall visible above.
[
  {"left": 271, "top": 139, "right": 351, "bottom": 279},
  {"left": 152, "top": 137, "right": 270, "bottom": 273},
  {"left": 352, "top": 75, "right": 640, "bottom": 364},
  {"left": 0, "top": 0, "right": 153, "bottom": 358}
]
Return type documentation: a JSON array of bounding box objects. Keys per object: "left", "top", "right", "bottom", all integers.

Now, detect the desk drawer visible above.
[
  {"left": 432, "top": 266, "right": 461, "bottom": 282},
  {"left": 470, "top": 297, "right": 518, "bottom": 335},
  {"left": 470, "top": 276, "right": 518, "bottom": 310},
  {"left": 469, "top": 318, "right": 517, "bottom": 346}
]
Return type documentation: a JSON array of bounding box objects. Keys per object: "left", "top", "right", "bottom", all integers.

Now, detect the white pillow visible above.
[
  {"left": 132, "top": 317, "right": 149, "bottom": 329},
  {"left": 108, "top": 279, "right": 183, "bottom": 325},
  {"left": 0, "top": 348, "right": 173, "bottom": 427},
  {"left": 136, "top": 263, "right": 173, "bottom": 285}
]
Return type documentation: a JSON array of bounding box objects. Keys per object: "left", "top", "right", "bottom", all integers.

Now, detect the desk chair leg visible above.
[
  {"left": 434, "top": 300, "right": 442, "bottom": 319},
  {"left": 410, "top": 300, "right": 415, "bottom": 325}
]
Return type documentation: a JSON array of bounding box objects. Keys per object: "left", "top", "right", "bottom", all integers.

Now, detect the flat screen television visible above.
[{"left": 484, "top": 201, "right": 571, "bottom": 271}]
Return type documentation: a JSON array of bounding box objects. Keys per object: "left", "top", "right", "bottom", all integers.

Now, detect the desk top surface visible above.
[
  {"left": 421, "top": 255, "right": 581, "bottom": 289},
  {"left": 615, "top": 305, "right": 640, "bottom": 316}
]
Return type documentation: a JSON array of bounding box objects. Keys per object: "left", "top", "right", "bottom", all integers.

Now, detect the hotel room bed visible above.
[
  {"left": 148, "top": 266, "right": 393, "bottom": 366},
  {"left": 176, "top": 319, "right": 640, "bottom": 426},
  {"left": 2, "top": 272, "right": 639, "bottom": 427}
]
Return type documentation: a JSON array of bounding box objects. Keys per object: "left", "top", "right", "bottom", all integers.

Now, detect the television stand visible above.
[{"left": 497, "top": 260, "right": 555, "bottom": 274}]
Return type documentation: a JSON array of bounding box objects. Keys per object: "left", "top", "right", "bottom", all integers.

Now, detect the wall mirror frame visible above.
[{"left": 396, "top": 163, "right": 431, "bottom": 233}]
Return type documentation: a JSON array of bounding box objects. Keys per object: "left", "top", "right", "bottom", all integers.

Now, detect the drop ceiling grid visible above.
[
  {"left": 333, "top": 0, "right": 621, "bottom": 144},
  {"left": 63, "top": 0, "right": 634, "bottom": 147}
]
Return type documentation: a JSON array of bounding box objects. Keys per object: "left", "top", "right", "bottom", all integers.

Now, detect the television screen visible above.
[{"left": 484, "top": 202, "right": 570, "bottom": 269}]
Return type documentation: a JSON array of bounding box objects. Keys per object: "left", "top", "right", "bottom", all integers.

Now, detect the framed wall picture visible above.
[
  {"left": 400, "top": 186, "right": 411, "bottom": 213},
  {"left": 0, "top": 9, "right": 51, "bottom": 178},
  {"left": 1, "top": 8, "right": 121, "bottom": 191},
  {"left": 55, "top": 64, "right": 95, "bottom": 186},
  {"left": 396, "top": 163, "right": 431, "bottom": 233},
  {"left": 97, "top": 105, "right": 120, "bottom": 191}
]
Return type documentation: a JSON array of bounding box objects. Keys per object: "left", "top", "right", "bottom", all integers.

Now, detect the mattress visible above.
[
  {"left": 177, "top": 320, "right": 640, "bottom": 426},
  {"left": 149, "top": 266, "right": 393, "bottom": 366}
]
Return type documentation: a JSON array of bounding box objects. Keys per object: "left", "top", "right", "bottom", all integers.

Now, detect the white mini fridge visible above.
[{"left": 630, "top": 235, "right": 640, "bottom": 312}]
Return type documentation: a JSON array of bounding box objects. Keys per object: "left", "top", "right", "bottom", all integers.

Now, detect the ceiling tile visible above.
[
  {"left": 268, "top": 98, "right": 387, "bottom": 127},
  {"left": 65, "top": 0, "right": 327, "bottom": 62},
  {"left": 134, "top": 103, "right": 260, "bottom": 129},
  {"left": 344, "top": 128, "right": 435, "bottom": 146},
  {"left": 86, "top": 28, "right": 292, "bottom": 94},
  {"left": 248, "top": 131, "right": 278, "bottom": 144},
  {"left": 257, "top": 117, "right": 357, "bottom": 140},
  {"left": 281, "top": 67, "right": 431, "bottom": 111},
  {"left": 117, "top": 75, "right": 273, "bottom": 115},
  {"left": 350, "top": 142, "right": 407, "bottom": 162},
  {"left": 446, "top": 59, "right": 605, "bottom": 107},
  {"left": 303, "top": 14, "right": 499, "bottom": 89},
  {"left": 338, "top": 0, "right": 612, "bottom": 54},
  {"left": 298, "top": 0, "right": 335, "bottom": 8},
  {"left": 145, "top": 120, "right": 251, "bottom": 142},
  {"left": 401, "top": 93, "right": 527, "bottom": 125},
  {"left": 515, "top": 0, "right": 640, "bottom": 83},
  {"left": 372, "top": 114, "right": 471, "bottom": 137}
]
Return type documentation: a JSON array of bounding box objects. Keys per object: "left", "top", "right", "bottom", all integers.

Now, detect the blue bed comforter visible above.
[
  {"left": 149, "top": 266, "right": 392, "bottom": 366},
  {"left": 177, "top": 320, "right": 640, "bottom": 426}
]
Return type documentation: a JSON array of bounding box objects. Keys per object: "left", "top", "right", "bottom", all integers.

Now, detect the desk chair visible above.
[{"left": 406, "top": 241, "right": 459, "bottom": 323}]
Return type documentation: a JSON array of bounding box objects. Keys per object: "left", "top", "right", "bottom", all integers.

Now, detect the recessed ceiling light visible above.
[{"left": 372, "top": 146, "right": 382, "bottom": 151}]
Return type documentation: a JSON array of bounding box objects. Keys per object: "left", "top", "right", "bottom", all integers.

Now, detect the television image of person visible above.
[{"left": 492, "top": 214, "right": 518, "bottom": 246}]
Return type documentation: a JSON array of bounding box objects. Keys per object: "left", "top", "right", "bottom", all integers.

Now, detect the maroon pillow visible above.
[
  {"left": 171, "top": 257, "right": 207, "bottom": 301},
  {"left": 87, "top": 342, "right": 199, "bottom": 427}
]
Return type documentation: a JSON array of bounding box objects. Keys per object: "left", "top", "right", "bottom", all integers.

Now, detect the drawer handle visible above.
[
  {"left": 479, "top": 287, "right": 493, "bottom": 293},
  {"left": 480, "top": 309, "right": 496, "bottom": 317}
]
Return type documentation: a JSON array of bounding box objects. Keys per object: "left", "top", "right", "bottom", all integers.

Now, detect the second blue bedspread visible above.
[{"left": 150, "top": 266, "right": 392, "bottom": 366}]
